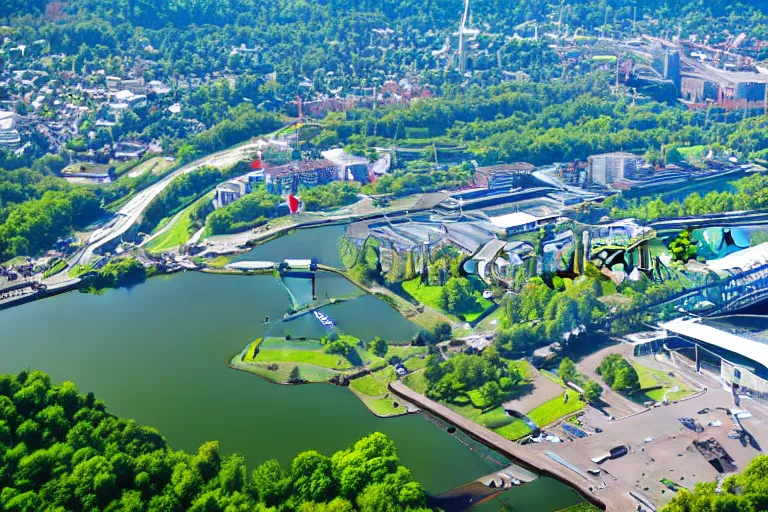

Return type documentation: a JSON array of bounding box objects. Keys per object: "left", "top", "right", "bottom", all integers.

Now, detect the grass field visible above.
[
  {"left": 494, "top": 419, "right": 532, "bottom": 440},
  {"left": 359, "top": 396, "right": 407, "bottom": 416},
  {"left": 677, "top": 145, "right": 708, "bottom": 164},
  {"left": 238, "top": 361, "right": 338, "bottom": 383},
  {"left": 255, "top": 349, "right": 352, "bottom": 370},
  {"left": 386, "top": 344, "right": 428, "bottom": 360},
  {"left": 42, "top": 260, "right": 67, "bottom": 279},
  {"left": 206, "top": 256, "right": 231, "bottom": 268},
  {"left": 631, "top": 363, "right": 695, "bottom": 403},
  {"left": 349, "top": 374, "right": 388, "bottom": 396},
  {"left": 403, "top": 370, "right": 429, "bottom": 394},
  {"left": 124, "top": 156, "right": 175, "bottom": 178},
  {"left": 403, "top": 355, "right": 429, "bottom": 372},
  {"left": 145, "top": 192, "right": 212, "bottom": 254},
  {"left": 401, "top": 278, "right": 493, "bottom": 323},
  {"left": 527, "top": 390, "right": 584, "bottom": 427}
]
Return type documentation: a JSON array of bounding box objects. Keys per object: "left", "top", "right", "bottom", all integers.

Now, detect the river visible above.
[{"left": 0, "top": 226, "right": 585, "bottom": 510}]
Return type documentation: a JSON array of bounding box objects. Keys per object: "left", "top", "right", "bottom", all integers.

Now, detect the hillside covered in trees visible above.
[{"left": 0, "top": 370, "right": 429, "bottom": 511}]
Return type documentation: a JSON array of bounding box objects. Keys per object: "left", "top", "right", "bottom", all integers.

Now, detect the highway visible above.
[{"left": 74, "top": 141, "right": 262, "bottom": 265}]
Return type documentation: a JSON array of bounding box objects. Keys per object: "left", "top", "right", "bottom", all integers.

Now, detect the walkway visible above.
[{"left": 389, "top": 381, "right": 632, "bottom": 511}]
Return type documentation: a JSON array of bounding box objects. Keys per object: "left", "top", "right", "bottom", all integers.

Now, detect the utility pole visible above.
[{"left": 633, "top": 6, "right": 637, "bottom": 33}]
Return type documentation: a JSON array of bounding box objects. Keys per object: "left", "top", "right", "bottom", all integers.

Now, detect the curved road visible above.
[{"left": 75, "top": 141, "right": 264, "bottom": 265}]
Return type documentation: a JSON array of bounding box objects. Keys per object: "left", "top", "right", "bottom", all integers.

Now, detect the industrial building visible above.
[
  {"left": 213, "top": 172, "right": 263, "bottom": 208},
  {"left": 473, "top": 163, "right": 534, "bottom": 190},
  {"left": 662, "top": 317, "right": 768, "bottom": 402},
  {"left": 321, "top": 148, "right": 371, "bottom": 183},
  {"left": 488, "top": 211, "right": 558, "bottom": 236},
  {"left": 588, "top": 152, "right": 644, "bottom": 186},
  {"left": 263, "top": 159, "right": 339, "bottom": 195}
]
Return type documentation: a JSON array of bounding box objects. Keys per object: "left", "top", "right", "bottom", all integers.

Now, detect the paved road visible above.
[{"left": 75, "top": 142, "right": 262, "bottom": 265}]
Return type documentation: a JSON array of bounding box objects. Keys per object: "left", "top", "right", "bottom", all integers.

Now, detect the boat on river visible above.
[{"left": 314, "top": 310, "right": 335, "bottom": 328}]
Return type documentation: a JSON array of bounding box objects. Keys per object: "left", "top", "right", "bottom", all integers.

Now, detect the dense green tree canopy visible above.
[{"left": 0, "top": 370, "right": 429, "bottom": 512}]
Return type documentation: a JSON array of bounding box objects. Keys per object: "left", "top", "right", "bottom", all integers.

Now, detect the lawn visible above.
[
  {"left": 494, "top": 420, "right": 532, "bottom": 440},
  {"left": 631, "top": 363, "right": 695, "bottom": 403},
  {"left": 403, "top": 370, "right": 429, "bottom": 394},
  {"left": 386, "top": 344, "right": 427, "bottom": 360},
  {"left": 403, "top": 361, "right": 546, "bottom": 440},
  {"left": 401, "top": 278, "right": 493, "bottom": 323},
  {"left": 255, "top": 349, "right": 353, "bottom": 370},
  {"left": 677, "top": 145, "right": 708, "bottom": 164},
  {"left": 237, "top": 361, "right": 338, "bottom": 383},
  {"left": 527, "top": 390, "right": 584, "bottom": 427},
  {"left": 558, "top": 503, "right": 601, "bottom": 512},
  {"left": 349, "top": 373, "right": 388, "bottom": 397},
  {"left": 359, "top": 396, "right": 407, "bottom": 416},
  {"left": 206, "top": 256, "right": 231, "bottom": 268},
  {"left": 42, "top": 260, "right": 67, "bottom": 279},
  {"left": 68, "top": 261, "right": 98, "bottom": 278},
  {"left": 403, "top": 356, "right": 429, "bottom": 372},
  {"left": 145, "top": 192, "right": 212, "bottom": 254},
  {"left": 122, "top": 156, "right": 175, "bottom": 179}
]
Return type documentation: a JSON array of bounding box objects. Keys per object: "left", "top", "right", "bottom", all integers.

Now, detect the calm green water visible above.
[{"left": 0, "top": 225, "right": 585, "bottom": 510}]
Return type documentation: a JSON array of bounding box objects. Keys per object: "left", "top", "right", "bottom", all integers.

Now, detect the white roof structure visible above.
[
  {"left": 662, "top": 317, "right": 768, "bottom": 370},
  {"left": 321, "top": 148, "right": 368, "bottom": 166},
  {"left": 489, "top": 212, "right": 539, "bottom": 229},
  {"left": 706, "top": 242, "right": 768, "bottom": 272},
  {"left": 0, "top": 110, "right": 15, "bottom": 130},
  {"left": 284, "top": 259, "right": 313, "bottom": 268},
  {"left": 114, "top": 89, "right": 134, "bottom": 101}
]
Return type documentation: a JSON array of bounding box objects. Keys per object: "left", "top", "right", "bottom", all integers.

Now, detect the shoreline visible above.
[
  {"left": 388, "top": 380, "right": 618, "bottom": 511},
  {"left": 226, "top": 350, "right": 417, "bottom": 419}
]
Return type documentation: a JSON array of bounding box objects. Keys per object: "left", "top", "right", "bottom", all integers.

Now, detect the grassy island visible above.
[{"left": 231, "top": 332, "right": 428, "bottom": 417}]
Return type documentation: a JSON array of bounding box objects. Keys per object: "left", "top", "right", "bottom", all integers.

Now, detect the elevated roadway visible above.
[{"left": 75, "top": 141, "right": 263, "bottom": 265}]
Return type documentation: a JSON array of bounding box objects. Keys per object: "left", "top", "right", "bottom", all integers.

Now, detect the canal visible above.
[{"left": 0, "top": 226, "right": 585, "bottom": 510}]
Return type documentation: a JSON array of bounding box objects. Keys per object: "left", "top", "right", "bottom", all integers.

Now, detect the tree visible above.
[
  {"left": 583, "top": 380, "right": 603, "bottom": 404},
  {"left": 0, "top": 370, "right": 428, "bottom": 512},
  {"left": 289, "top": 366, "right": 302, "bottom": 383},
  {"left": 478, "top": 381, "right": 501, "bottom": 409},
  {"left": 438, "top": 277, "right": 478, "bottom": 315},
  {"left": 668, "top": 229, "right": 698, "bottom": 263},
  {"left": 432, "top": 322, "right": 452, "bottom": 343},
  {"left": 558, "top": 357, "right": 579, "bottom": 384},
  {"left": 368, "top": 337, "right": 388, "bottom": 358},
  {"left": 176, "top": 144, "right": 198, "bottom": 164},
  {"left": 597, "top": 354, "right": 640, "bottom": 392}
]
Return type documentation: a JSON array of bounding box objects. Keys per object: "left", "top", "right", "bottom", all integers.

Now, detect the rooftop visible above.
[
  {"left": 264, "top": 159, "right": 336, "bottom": 177},
  {"left": 489, "top": 211, "right": 540, "bottom": 229},
  {"left": 321, "top": 148, "right": 368, "bottom": 166},
  {"left": 706, "top": 242, "right": 768, "bottom": 272},
  {"left": 475, "top": 162, "right": 534, "bottom": 174},
  {"left": 662, "top": 316, "right": 768, "bottom": 370},
  {"left": 589, "top": 152, "right": 643, "bottom": 159}
]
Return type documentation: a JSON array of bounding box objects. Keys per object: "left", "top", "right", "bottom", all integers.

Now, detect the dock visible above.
[{"left": 389, "top": 381, "right": 635, "bottom": 511}]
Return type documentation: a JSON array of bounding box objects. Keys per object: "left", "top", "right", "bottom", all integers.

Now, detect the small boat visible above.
[{"left": 314, "top": 310, "right": 335, "bottom": 327}]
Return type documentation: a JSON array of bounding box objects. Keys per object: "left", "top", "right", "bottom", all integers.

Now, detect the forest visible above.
[
  {"left": 0, "top": 370, "right": 429, "bottom": 512},
  {"left": 606, "top": 173, "right": 768, "bottom": 221}
]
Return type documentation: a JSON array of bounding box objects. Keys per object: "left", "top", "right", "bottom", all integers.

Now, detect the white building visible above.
[
  {"left": 0, "top": 110, "right": 21, "bottom": 149},
  {"left": 321, "top": 148, "right": 370, "bottom": 183},
  {"left": 214, "top": 179, "right": 251, "bottom": 208},
  {"left": 489, "top": 211, "right": 557, "bottom": 236},
  {"left": 588, "top": 152, "right": 644, "bottom": 186}
]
